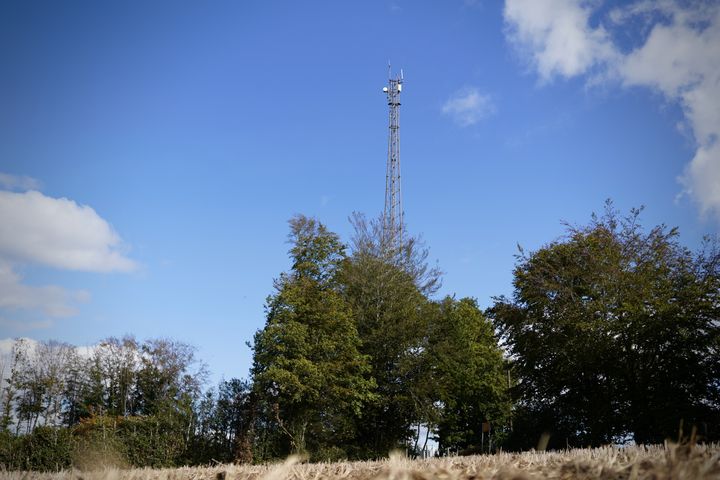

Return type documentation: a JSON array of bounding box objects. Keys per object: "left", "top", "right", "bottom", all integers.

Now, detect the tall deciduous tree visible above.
[
  {"left": 489, "top": 203, "right": 720, "bottom": 448},
  {"left": 251, "top": 215, "right": 375, "bottom": 459},
  {"left": 8, "top": 340, "right": 74, "bottom": 433},
  {"left": 96, "top": 336, "right": 138, "bottom": 417},
  {"left": 429, "top": 297, "right": 511, "bottom": 453},
  {"left": 342, "top": 213, "right": 441, "bottom": 457}
]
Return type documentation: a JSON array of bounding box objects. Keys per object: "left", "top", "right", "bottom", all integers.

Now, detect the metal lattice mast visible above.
[{"left": 383, "top": 67, "right": 403, "bottom": 248}]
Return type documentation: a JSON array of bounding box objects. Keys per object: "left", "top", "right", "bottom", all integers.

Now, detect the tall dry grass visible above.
[{"left": 2, "top": 443, "right": 718, "bottom": 480}]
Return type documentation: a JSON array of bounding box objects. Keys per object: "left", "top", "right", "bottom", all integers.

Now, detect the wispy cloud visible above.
[
  {"left": 0, "top": 262, "right": 90, "bottom": 319},
  {"left": 0, "top": 317, "right": 54, "bottom": 332},
  {"left": 442, "top": 87, "right": 496, "bottom": 127},
  {"left": 503, "top": 0, "right": 720, "bottom": 218},
  {"left": 505, "top": 111, "right": 574, "bottom": 149},
  {"left": 0, "top": 173, "right": 41, "bottom": 192}
]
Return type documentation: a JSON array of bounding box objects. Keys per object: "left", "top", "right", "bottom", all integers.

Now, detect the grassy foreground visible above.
[{"left": 2, "top": 443, "right": 719, "bottom": 480}]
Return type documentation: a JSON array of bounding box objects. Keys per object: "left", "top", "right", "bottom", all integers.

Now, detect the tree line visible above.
[{"left": 1, "top": 203, "right": 718, "bottom": 470}]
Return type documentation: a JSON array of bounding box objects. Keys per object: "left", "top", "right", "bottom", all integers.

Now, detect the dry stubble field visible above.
[{"left": 2, "top": 443, "right": 719, "bottom": 480}]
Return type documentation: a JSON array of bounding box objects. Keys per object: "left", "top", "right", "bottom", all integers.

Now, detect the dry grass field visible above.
[{"left": 2, "top": 443, "right": 718, "bottom": 480}]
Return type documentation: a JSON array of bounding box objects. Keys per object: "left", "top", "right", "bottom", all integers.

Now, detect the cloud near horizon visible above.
[
  {"left": 442, "top": 87, "right": 496, "bottom": 127},
  {"left": 504, "top": 0, "right": 720, "bottom": 218}
]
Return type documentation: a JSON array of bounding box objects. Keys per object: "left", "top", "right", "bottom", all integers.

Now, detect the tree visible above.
[
  {"left": 191, "top": 378, "right": 254, "bottom": 463},
  {"left": 342, "top": 213, "right": 441, "bottom": 457},
  {"left": 489, "top": 203, "right": 720, "bottom": 448},
  {"left": 61, "top": 350, "right": 95, "bottom": 427},
  {"left": 34, "top": 341, "right": 75, "bottom": 428},
  {"left": 133, "top": 338, "right": 205, "bottom": 418},
  {"left": 0, "top": 336, "right": 237, "bottom": 469},
  {"left": 0, "top": 341, "right": 21, "bottom": 432},
  {"left": 429, "top": 297, "right": 511, "bottom": 453},
  {"left": 251, "top": 215, "right": 375, "bottom": 459},
  {"left": 95, "top": 336, "right": 139, "bottom": 417},
  {"left": 214, "top": 378, "right": 253, "bottom": 461}
]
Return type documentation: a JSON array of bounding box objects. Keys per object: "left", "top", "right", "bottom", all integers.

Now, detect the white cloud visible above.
[
  {"left": 682, "top": 143, "right": 720, "bottom": 215},
  {"left": 504, "top": 0, "right": 720, "bottom": 217},
  {"left": 0, "top": 173, "right": 41, "bottom": 192},
  {"left": 442, "top": 87, "right": 496, "bottom": 127},
  {"left": 0, "top": 190, "right": 137, "bottom": 272},
  {"left": 504, "top": 0, "right": 617, "bottom": 81},
  {"left": 0, "top": 181, "right": 136, "bottom": 329},
  {"left": 0, "top": 262, "right": 89, "bottom": 320}
]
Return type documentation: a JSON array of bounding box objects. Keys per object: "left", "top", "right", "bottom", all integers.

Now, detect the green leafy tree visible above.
[
  {"left": 342, "top": 213, "right": 441, "bottom": 457},
  {"left": 429, "top": 297, "right": 511, "bottom": 453},
  {"left": 214, "top": 378, "right": 253, "bottom": 462},
  {"left": 95, "top": 336, "right": 138, "bottom": 417},
  {"left": 251, "top": 215, "right": 375, "bottom": 459},
  {"left": 18, "top": 426, "right": 74, "bottom": 471},
  {"left": 191, "top": 378, "right": 254, "bottom": 463},
  {"left": 489, "top": 203, "right": 720, "bottom": 448},
  {"left": 61, "top": 352, "right": 96, "bottom": 427}
]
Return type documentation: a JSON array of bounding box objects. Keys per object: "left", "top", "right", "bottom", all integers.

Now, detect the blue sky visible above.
[{"left": 1, "top": 0, "right": 718, "bottom": 383}]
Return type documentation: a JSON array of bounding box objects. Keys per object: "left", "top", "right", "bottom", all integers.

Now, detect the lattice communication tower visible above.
[{"left": 383, "top": 67, "right": 403, "bottom": 247}]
